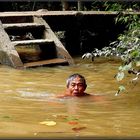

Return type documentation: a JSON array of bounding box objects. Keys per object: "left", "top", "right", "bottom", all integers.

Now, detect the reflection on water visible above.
[{"left": 0, "top": 57, "right": 140, "bottom": 138}]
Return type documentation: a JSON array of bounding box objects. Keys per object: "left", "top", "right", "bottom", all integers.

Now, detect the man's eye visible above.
[
  {"left": 78, "top": 84, "right": 83, "bottom": 86},
  {"left": 71, "top": 84, "right": 75, "bottom": 87},
  {"left": 71, "top": 84, "right": 83, "bottom": 87}
]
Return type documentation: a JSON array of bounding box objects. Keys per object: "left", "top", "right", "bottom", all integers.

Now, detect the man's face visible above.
[{"left": 67, "top": 77, "right": 86, "bottom": 96}]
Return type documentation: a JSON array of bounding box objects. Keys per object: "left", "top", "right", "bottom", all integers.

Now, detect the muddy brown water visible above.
[{"left": 0, "top": 57, "right": 140, "bottom": 139}]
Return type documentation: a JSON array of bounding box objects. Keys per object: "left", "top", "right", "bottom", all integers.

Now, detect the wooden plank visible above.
[
  {"left": 34, "top": 16, "right": 74, "bottom": 65},
  {"left": 0, "top": 11, "right": 138, "bottom": 17},
  {"left": 0, "top": 11, "right": 77, "bottom": 17},
  {"left": 12, "top": 39, "right": 54, "bottom": 46},
  {"left": 0, "top": 20, "right": 23, "bottom": 68},
  {"left": 0, "top": 11, "right": 120, "bottom": 18},
  {"left": 3, "top": 23, "right": 44, "bottom": 29},
  {"left": 24, "top": 58, "right": 68, "bottom": 68}
]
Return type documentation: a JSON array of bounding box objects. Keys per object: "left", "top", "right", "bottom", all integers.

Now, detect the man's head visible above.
[{"left": 66, "top": 73, "right": 87, "bottom": 96}]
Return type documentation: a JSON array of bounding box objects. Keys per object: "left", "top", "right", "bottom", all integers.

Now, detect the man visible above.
[{"left": 57, "top": 73, "right": 90, "bottom": 98}]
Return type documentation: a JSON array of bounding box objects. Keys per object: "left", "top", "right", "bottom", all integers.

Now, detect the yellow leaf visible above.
[{"left": 39, "top": 121, "right": 56, "bottom": 126}]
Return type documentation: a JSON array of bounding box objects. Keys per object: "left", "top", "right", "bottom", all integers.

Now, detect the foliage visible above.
[
  {"left": 1, "top": 1, "right": 139, "bottom": 12},
  {"left": 82, "top": 8, "right": 140, "bottom": 95},
  {"left": 90, "top": 1, "right": 140, "bottom": 12},
  {"left": 113, "top": 13, "right": 140, "bottom": 95},
  {"left": 104, "top": 2, "right": 123, "bottom": 11}
]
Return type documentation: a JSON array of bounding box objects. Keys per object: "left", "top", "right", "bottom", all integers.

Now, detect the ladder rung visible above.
[
  {"left": 12, "top": 39, "right": 54, "bottom": 46},
  {"left": 3, "top": 23, "right": 44, "bottom": 29},
  {"left": 24, "top": 58, "right": 68, "bottom": 68}
]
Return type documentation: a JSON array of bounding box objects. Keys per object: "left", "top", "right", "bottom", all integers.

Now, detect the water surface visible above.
[{"left": 0, "top": 57, "right": 140, "bottom": 139}]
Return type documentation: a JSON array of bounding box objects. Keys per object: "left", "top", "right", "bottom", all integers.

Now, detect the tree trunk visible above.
[
  {"left": 77, "top": 0, "right": 83, "bottom": 11},
  {"left": 61, "top": 0, "right": 69, "bottom": 11}
]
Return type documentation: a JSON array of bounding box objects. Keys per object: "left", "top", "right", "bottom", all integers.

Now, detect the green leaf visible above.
[
  {"left": 123, "top": 63, "right": 132, "bottom": 71},
  {"left": 115, "top": 85, "right": 126, "bottom": 96},
  {"left": 66, "top": 116, "right": 79, "bottom": 121},
  {"left": 118, "top": 66, "right": 123, "bottom": 71},
  {"left": 116, "top": 72, "right": 124, "bottom": 81},
  {"left": 119, "top": 85, "right": 126, "bottom": 91},
  {"left": 118, "top": 63, "right": 132, "bottom": 71},
  {"left": 3, "top": 116, "right": 10, "bottom": 119}
]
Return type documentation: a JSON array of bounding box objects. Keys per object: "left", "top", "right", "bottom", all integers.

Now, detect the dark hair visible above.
[{"left": 66, "top": 73, "right": 87, "bottom": 88}]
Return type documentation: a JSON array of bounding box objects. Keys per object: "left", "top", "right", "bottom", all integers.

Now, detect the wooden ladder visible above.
[{"left": 0, "top": 15, "right": 74, "bottom": 68}]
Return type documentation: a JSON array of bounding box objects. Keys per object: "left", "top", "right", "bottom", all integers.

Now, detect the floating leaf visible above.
[
  {"left": 72, "top": 127, "right": 87, "bottom": 132},
  {"left": 3, "top": 116, "right": 10, "bottom": 119},
  {"left": 68, "top": 121, "right": 78, "bottom": 125},
  {"left": 39, "top": 121, "right": 56, "bottom": 126},
  {"left": 52, "top": 114, "right": 68, "bottom": 119},
  {"left": 66, "top": 116, "right": 79, "bottom": 121}
]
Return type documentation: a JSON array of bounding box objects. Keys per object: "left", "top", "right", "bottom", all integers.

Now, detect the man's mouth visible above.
[{"left": 73, "top": 91, "right": 79, "bottom": 95}]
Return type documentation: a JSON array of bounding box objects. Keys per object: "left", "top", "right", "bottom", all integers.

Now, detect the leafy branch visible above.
[{"left": 82, "top": 12, "right": 140, "bottom": 96}]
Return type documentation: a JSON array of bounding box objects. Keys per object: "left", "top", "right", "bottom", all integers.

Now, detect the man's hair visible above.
[{"left": 66, "top": 73, "right": 87, "bottom": 88}]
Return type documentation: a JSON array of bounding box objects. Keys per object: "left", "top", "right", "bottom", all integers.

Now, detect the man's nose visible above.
[{"left": 74, "top": 85, "right": 78, "bottom": 89}]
